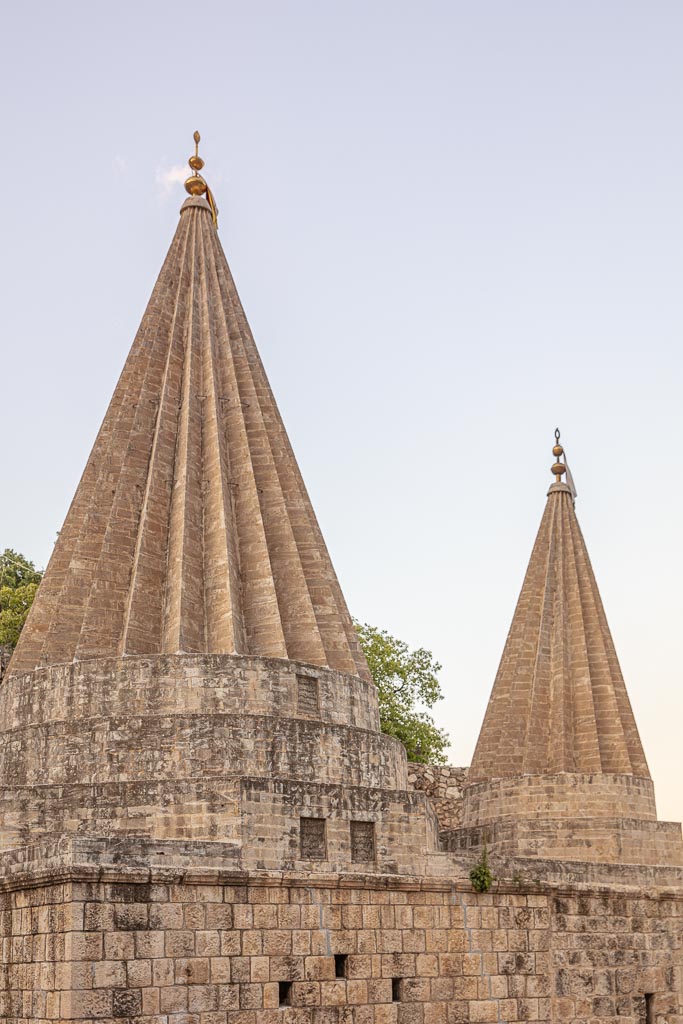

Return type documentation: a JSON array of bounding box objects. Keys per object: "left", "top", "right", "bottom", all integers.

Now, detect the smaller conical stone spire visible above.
[{"left": 469, "top": 431, "right": 650, "bottom": 783}]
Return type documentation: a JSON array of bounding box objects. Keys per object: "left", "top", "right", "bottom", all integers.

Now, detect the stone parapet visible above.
[
  {"left": 454, "top": 771, "right": 683, "bottom": 874},
  {"left": 239, "top": 779, "right": 440, "bottom": 874},
  {"left": 0, "top": 777, "right": 243, "bottom": 851},
  {"left": 0, "top": 837, "right": 467, "bottom": 887}
]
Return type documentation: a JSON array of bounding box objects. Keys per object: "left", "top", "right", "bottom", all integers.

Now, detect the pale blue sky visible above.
[{"left": 3, "top": 2, "right": 683, "bottom": 821}]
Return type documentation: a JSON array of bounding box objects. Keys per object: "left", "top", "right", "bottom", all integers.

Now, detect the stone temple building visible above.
[{"left": 2, "top": 136, "right": 682, "bottom": 1023}]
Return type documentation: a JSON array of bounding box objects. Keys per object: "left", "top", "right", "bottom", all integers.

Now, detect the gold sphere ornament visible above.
[
  {"left": 184, "top": 174, "right": 208, "bottom": 196},
  {"left": 551, "top": 428, "right": 566, "bottom": 481}
]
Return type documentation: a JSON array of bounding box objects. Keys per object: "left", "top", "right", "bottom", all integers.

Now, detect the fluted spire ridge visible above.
[
  {"left": 10, "top": 195, "right": 369, "bottom": 682},
  {"left": 469, "top": 440, "right": 649, "bottom": 782}
]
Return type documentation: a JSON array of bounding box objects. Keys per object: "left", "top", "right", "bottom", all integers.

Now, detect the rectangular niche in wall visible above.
[
  {"left": 350, "top": 820, "right": 376, "bottom": 862},
  {"left": 297, "top": 674, "right": 319, "bottom": 715},
  {"left": 334, "top": 955, "right": 348, "bottom": 978},
  {"left": 300, "top": 816, "right": 326, "bottom": 860},
  {"left": 279, "top": 982, "right": 292, "bottom": 1007}
]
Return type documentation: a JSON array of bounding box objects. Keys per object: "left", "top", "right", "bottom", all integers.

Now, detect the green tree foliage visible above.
[
  {"left": 354, "top": 620, "right": 450, "bottom": 765},
  {"left": 0, "top": 550, "right": 43, "bottom": 649}
]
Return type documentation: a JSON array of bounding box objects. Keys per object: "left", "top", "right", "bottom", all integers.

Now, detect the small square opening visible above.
[
  {"left": 392, "top": 978, "right": 403, "bottom": 1002},
  {"left": 334, "top": 954, "right": 348, "bottom": 978},
  {"left": 279, "top": 981, "right": 292, "bottom": 1007}
]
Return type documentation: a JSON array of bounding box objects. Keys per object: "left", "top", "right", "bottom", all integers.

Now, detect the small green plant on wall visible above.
[{"left": 469, "top": 840, "right": 494, "bottom": 893}]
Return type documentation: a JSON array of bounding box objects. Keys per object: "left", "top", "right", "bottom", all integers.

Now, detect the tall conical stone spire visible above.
[
  {"left": 469, "top": 433, "right": 649, "bottom": 782},
  {"left": 0, "top": 140, "right": 449, "bottom": 877},
  {"left": 9, "top": 139, "right": 369, "bottom": 682}
]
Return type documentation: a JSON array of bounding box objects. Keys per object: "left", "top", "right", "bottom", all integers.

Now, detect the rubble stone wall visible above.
[
  {"left": 1, "top": 866, "right": 682, "bottom": 1024},
  {"left": 407, "top": 764, "right": 468, "bottom": 830},
  {"left": 0, "top": 646, "right": 12, "bottom": 686}
]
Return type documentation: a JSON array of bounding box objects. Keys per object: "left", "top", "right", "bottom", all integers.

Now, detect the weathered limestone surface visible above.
[
  {"left": 0, "top": 656, "right": 380, "bottom": 735},
  {"left": 447, "top": 817, "right": 683, "bottom": 878},
  {"left": 0, "top": 656, "right": 389, "bottom": 794}
]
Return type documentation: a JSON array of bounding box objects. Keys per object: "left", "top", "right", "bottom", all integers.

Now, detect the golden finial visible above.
[
  {"left": 551, "top": 427, "right": 566, "bottom": 484},
  {"left": 184, "top": 131, "right": 218, "bottom": 227},
  {"left": 189, "top": 130, "right": 204, "bottom": 172}
]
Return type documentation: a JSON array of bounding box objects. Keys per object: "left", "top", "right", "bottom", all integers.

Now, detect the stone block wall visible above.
[
  {"left": 0, "top": 777, "right": 444, "bottom": 878},
  {"left": 446, "top": 816, "right": 683, "bottom": 872},
  {"left": 0, "top": 862, "right": 682, "bottom": 1023}
]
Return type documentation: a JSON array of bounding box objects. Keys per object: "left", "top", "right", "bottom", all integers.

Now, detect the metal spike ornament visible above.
[
  {"left": 184, "top": 131, "right": 219, "bottom": 228},
  {"left": 551, "top": 428, "right": 578, "bottom": 500}
]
